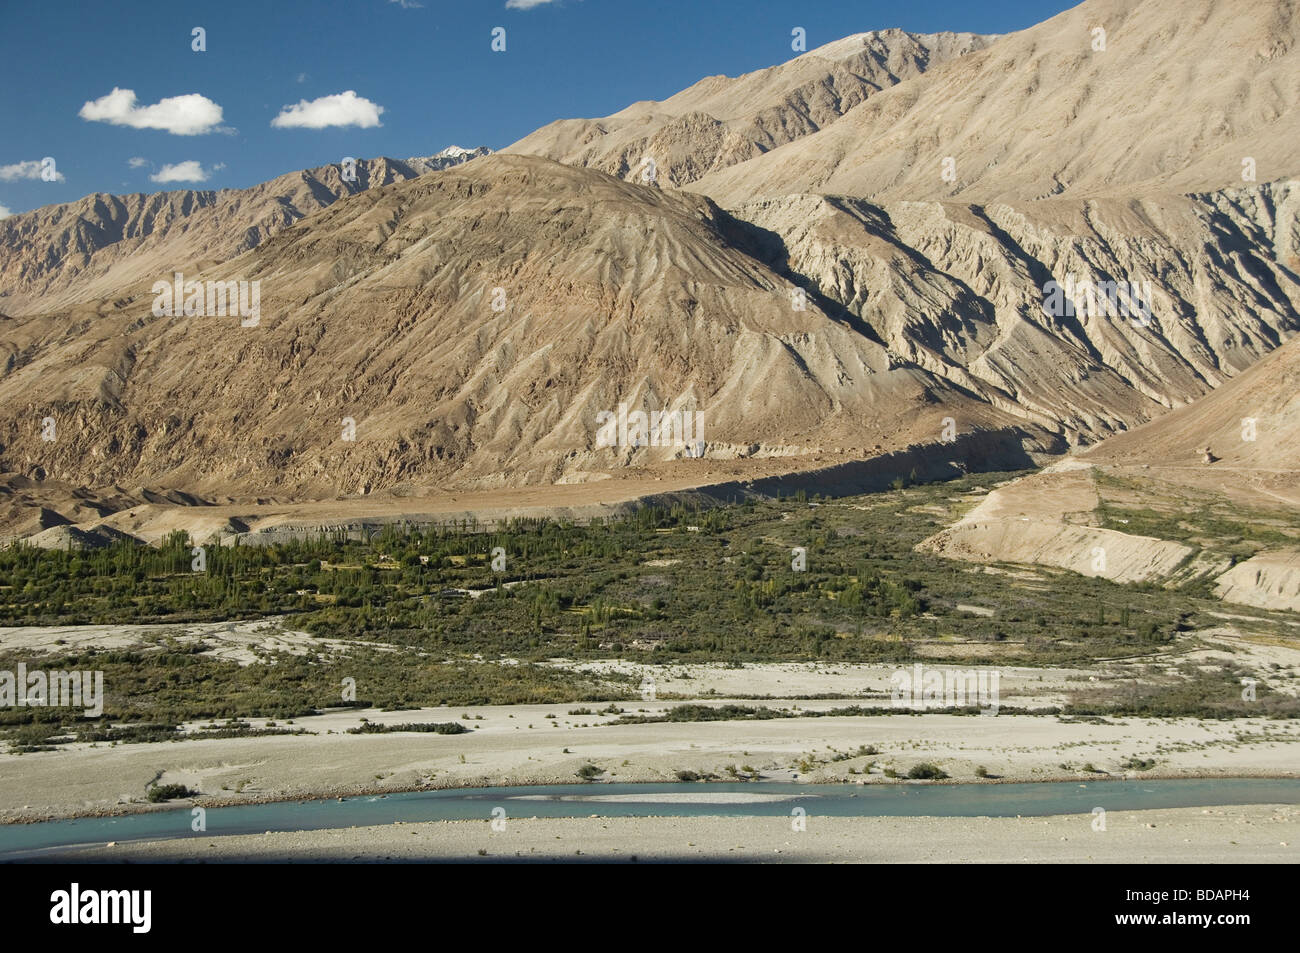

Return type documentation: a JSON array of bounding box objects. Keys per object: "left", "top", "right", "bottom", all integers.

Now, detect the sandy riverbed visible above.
[
  {"left": 33, "top": 805, "right": 1298, "bottom": 863},
  {"left": 2, "top": 703, "right": 1298, "bottom": 824}
]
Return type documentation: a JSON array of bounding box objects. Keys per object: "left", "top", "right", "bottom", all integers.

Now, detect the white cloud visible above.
[
  {"left": 150, "top": 160, "right": 213, "bottom": 183},
  {"left": 79, "top": 88, "right": 225, "bottom": 136},
  {"left": 0, "top": 205, "right": 11, "bottom": 219},
  {"left": 389, "top": 0, "right": 423, "bottom": 7},
  {"left": 127, "top": 156, "right": 150, "bottom": 169},
  {"left": 270, "top": 90, "right": 384, "bottom": 129},
  {"left": 506, "top": 0, "right": 569, "bottom": 8},
  {"left": 0, "top": 159, "right": 64, "bottom": 182},
  {"left": 296, "top": 72, "right": 308, "bottom": 84}
]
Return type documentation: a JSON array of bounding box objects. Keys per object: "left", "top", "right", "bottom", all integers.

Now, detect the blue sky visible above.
[{"left": 0, "top": 0, "right": 1074, "bottom": 216}]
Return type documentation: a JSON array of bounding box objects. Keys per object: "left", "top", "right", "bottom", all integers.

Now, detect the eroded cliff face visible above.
[
  {"left": 920, "top": 336, "right": 1300, "bottom": 611},
  {"left": 727, "top": 182, "right": 1300, "bottom": 443},
  {"left": 1214, "top": 552, "right": 1300, "bottom": 613}
]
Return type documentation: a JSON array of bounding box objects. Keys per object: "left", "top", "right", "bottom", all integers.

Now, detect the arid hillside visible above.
[
  {"left": 505, "top": 29, "right": 994, "bottom": 189},
  {"left": 727, "top": 184, "right": 1300, "bottom": 438},
  {"left": 0, "top": 150, "right": 490, "bottom": 316},
  {"left": 1084, "top": 333, "right": 1300, "bottom": 478},
  {"left": 1, "top": 155, "right": 1036, "bottom": 508},
  {"left": 691, "top": 0, "right": 1300, "bottom": 205}
]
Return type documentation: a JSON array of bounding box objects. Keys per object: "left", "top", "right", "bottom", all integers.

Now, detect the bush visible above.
[
  {"left": 1120, "top": 757, "right": 1156, "bottom": 771},
  {"left": 147, "top": 783, "right": 196, "bottom": 802},
  {"left": 346, "top": 721, "right": 469, "bottom": 735},
  {"left": 906, "top": 762, "right": 948, "bottom": 780},
  {"left": 576, "top": 763, "right": 605, "bottom": 780}
]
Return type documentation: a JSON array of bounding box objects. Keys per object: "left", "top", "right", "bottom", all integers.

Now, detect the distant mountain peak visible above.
[{"left": 405, "top": 145, "right": 493, "bottom": 173}]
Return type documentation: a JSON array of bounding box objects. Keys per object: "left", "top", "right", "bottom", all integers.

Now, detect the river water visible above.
[{"left": 2, "top": 778, "right": 1296, "bottom": 858}]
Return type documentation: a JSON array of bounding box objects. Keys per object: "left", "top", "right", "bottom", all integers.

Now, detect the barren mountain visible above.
[
  {"left": 0, "top": 149, "right": 491, "bottom": 316},
  {"left": 3, "top": 0, "right": 1300, "bottom": 547},
  {"left": 505, "top": 0, "right": 1300, "bottom": 444},
  {"left": 505, "top": 29, "right": 994, "bottom": 188},
  {"left": 6, "top": 149, "right": 1293, "bottom": 529},
  {"left": 691, "top": 0, "right": 1300, "bottom": 205},
  {"left": 0, "top": 155, "right": 1034, "bottom": 508}
]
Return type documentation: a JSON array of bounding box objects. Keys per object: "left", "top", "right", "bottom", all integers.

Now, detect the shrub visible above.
[
  {"left": 906, "top": 762, "right": 948, "bottom": 780},
  {"left": 346, "top": 722, "right": 469, "bottom": 735},
  {"left": 147, "top": 783, "right": 195, "bottom": 802}
]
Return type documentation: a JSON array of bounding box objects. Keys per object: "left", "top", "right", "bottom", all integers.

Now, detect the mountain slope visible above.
[
  {"left": 1083, "top": 333, "right": 1300, "bottom": 476},
  {"left": 505, "top": 29, "right": 994, "bottom": 189},
  {"left": 504, "top": 0, "right": 1300, "bottom": 446},
  {"left": 0, "top": 149, "right": 492, "bottom": 316},
  {"left": 692, "top": 0, "right": 1300, "bottom": 205},
  {"left": 729, "top": 182, "right": 1300, "bottom": 443},
  {"left": 921, "top": 336, "right": 1300, "bottom": 609},
  {"left": 0, "top": 155, "right": 1032, "bottom": 500}
]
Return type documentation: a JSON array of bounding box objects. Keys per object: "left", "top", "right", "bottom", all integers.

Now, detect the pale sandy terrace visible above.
[
  {"left": 0, "top": 619, "right": 393, "bottom": 666},
  {"left": 38, "top": 806, "right": 1299, "bottom": 863},
  {"left": 551, "top": 658, "right": 1102, "bottom": 704},
  {"left": 2, "top": 703, "right": 1299, "bottom": 824},
  {"left": 551, "top": 644, "right": 1300, "bottom": 700},
  {"left": 5, "top": 618, "right": 1296, "bottom": 694}
]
